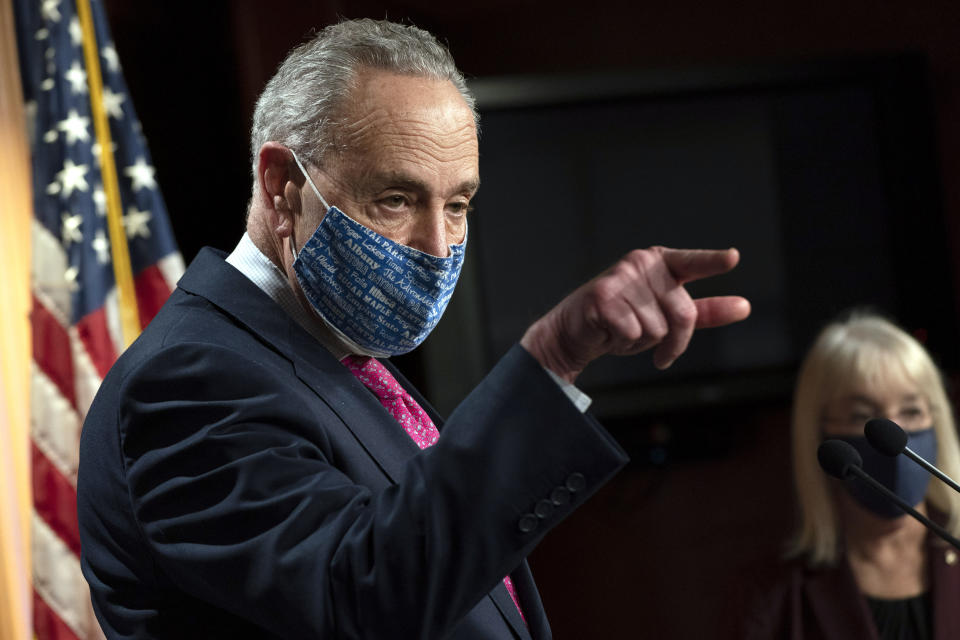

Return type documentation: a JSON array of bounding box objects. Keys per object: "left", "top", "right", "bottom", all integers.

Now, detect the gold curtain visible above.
[{"left": 0, "top": 0, "right": 34, "bottom": 637}]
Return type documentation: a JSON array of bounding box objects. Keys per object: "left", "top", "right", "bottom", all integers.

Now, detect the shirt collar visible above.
[{"left": 225, "top": 232, "right": 351, "bottom": 361}]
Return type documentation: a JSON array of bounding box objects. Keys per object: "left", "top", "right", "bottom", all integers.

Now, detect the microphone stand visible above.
[
  {"left": 847, "top": 465, "right": 960, "bottom": 551},
  {"left": 903, "top": 446, "right": 960, "bottom": 494}
]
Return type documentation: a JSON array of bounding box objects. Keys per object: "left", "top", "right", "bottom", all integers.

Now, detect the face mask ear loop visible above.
[
  {"left": 288, "top": 148, "right": 332, "bottom": 262},
  {"left": 289, "top": 148, "right": 331, "bottom": 211}
]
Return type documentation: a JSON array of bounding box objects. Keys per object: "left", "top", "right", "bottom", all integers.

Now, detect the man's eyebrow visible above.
[
  {"left": 458, "top": 177, "right": 481, "bottom": 194},
  {"left": 366, "top": 173, "right": 480, "bottom": 196}
]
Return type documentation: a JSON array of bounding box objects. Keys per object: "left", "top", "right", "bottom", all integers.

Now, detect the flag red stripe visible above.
[
  {"left": 75, "top": 306, "right": 117, "bottom": 380},
  {"left": 32, "top": 296, "right": 77, "bottom": 409},
  {"left": 31, "top": 443, "right": 82, "bottom": 557},
  {"left": 135, "top": 263, "right": 174, "bottom": 329},
  {"left": 33, "top": 589, "right": 82, "bottom": 640}
]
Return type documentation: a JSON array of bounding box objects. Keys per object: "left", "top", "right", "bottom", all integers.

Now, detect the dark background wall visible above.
[{"left": 101, "top": 1, "right": 960, "bottom": 637}]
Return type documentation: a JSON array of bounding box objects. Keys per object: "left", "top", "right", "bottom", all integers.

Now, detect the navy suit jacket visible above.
[{"left": 78, "top": 248, "right": 629, "bottom": 639}]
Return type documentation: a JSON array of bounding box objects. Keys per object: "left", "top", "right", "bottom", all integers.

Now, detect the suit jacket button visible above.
[
  {"left": 534, "top": 499, "right": 554, "bottom": 519},
  {"left": 518, "top": 514, "right": 539, "bottom": 533},
  {"left": 550, "top": 486, "right": 571, "bottom": 506},
  {"left": 565, "top": 472, "right": 586, "bottom": 493}
]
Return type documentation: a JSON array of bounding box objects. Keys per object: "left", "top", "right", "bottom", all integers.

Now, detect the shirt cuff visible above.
[{"left": 544, "top": 368, "right": 593, "bottom": 413}]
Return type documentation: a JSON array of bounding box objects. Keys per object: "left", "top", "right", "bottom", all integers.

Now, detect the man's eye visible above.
[
  {"left": 382, "top": 195, "right": 407, "bottom": 208},
  {"left": 448, "top": 202, "right": 473, "bottom": 215}
]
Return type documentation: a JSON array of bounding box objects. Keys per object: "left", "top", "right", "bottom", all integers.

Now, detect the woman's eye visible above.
[{"left": 901, "top": 407, "right": 924, "bottom": 418}]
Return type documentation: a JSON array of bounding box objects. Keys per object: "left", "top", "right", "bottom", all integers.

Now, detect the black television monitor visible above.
[{"left": 419, "top": 53, "right": 955, "bottom": 421}]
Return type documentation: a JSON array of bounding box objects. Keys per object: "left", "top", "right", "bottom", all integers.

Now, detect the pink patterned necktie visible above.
[{"left": 341, "top": 355, "right": 526, "bottom": 624}]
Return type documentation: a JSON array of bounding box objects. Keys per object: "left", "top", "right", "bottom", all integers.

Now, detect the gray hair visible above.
[{"left": 250, "top": 18, "right": 477, "bottom": 182}]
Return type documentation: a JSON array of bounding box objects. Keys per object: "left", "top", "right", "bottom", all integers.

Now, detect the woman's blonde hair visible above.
[{"left": 789, "top": 312, "right": 960, "bottom": 565}]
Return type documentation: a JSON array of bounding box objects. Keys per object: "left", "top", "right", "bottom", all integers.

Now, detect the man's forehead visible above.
[
  {"left": 338, "top": 71, "right": 476, "bottom": 137},
  {"left": 332, "top": 124, "right": 478, "bottom": 177},
  {"left": 338, "top": 111, "right": 477, "bottom": 150},
  {"left": 324, "top": 76, "right": 476, "bottom": 184}
]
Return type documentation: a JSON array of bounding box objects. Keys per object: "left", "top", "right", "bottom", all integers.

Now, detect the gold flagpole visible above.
[{"left": 75, "top": 0, "right": 140, "bottom": 347}]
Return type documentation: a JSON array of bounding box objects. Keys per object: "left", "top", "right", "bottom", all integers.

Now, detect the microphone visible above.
[
  {"left": 817, "top": 439, "right": 960, "bottom": 550},
  {"left": 817, "top": 438, "right": 862, "bottom": 479},
  {"left": 864, "top": 418, "right": 960, "bottom": 494}
]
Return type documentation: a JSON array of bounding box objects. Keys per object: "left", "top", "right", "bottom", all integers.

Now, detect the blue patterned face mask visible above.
[
  {"left": 289, "top": 150, "right": 465, "bottom": 357},
  {"left": 832, "top": 427, "right": 937, "bottom": 519}
]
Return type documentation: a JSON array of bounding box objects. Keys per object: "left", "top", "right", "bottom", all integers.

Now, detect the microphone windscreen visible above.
[
  {"left": 817, "top": 439, "right": 862, "bottom": 479},
  {"left": 864, "top": 418, "right": 908, "bottom": 456}
]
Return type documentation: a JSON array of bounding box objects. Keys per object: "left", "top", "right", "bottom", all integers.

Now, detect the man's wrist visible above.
[{"left": 519, "top": 321, "right": 582, "bottom": 385}]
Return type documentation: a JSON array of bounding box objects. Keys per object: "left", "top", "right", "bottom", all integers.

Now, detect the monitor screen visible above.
[{"left": 419, "top": 55, "right": 955, "bottom": 419}]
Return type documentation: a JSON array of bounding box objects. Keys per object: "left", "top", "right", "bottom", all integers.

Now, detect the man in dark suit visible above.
[{"left": 78, "top": 18, "right": 750, "bottom": 639}]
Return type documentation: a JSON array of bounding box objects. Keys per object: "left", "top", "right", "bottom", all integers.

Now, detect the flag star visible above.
[
  {"left": 61, "top": 212, "right": 83, "bottom": 246},
  {"left": 64, "top": 60, "right": 87, "bottom": 94},
  {"left": 64, "top": 265, "right": 79, "bottom": 292},
  {"left": 41, "top": 0, "right": 61, "bottom": 23},
  {"left": 124, "top": 207, "right": 152, "bottom": 239},
  {"left": 41, "top": 78, "right": 55, "bottom": 91},
  {"left": 56, "top": 109, "right": 90, "bottom": 144},
  {"left": 55, "top": 159, "right": 90, "bottom": 198},
  {"left": 123, "top": 157, "right": 157, "bottom": 192},
  {"left": 93, "top": 186, "right": 106, "bottom": 215},
  {"left": 69, "top": 16, "right": 82, "bottom": 46},
  {"left": 43, "top": 129, "right": 58, "bottom": 143},
  {"left": 102, "top": 87, "right": 125, "bottom": 119},
  {"left": 101, "top": 46, "right": 119, "bottom": 73},
  {"left": 92, "top": 230, "right": 110, "bottom": 264},
  {"left": 35, "top": 28, "right": 49, "bottom": 40}
]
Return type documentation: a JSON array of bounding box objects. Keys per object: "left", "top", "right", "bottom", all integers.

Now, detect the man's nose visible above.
[{"left": 408, "top": 209, "right": 450, "bottom": 257}]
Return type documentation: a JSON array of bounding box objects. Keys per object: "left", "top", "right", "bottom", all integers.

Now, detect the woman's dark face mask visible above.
[{"left": 830, "top": 428, "right": 937, "bottom": 519}]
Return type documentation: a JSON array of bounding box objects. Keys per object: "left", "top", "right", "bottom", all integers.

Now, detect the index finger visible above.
[{"left": 660, "top": 247, "right": 740, "bottom": 285}]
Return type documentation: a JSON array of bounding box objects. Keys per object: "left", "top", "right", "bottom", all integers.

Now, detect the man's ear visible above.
[{"left": 257, "top": 142, "right": 302, "bottom": 236}]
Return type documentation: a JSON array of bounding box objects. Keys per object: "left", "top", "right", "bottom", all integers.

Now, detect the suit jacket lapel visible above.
[
  {"left": 382, "top": 358, "right": 444, "bottom": 428},
  {"left": 489, "top": 579, "right": 534, "bottom": 640},
  {"left": 289, "top": 345, "right": 420, "bottom": 484},
  {"left": 177, "top": 248, "right": 419, "bottom": 485},
  {"left": 509, "top": 561, "right": 550, "bottom": 640},
  {"left": 803, "top": 561, "right": 877, "bottom": 640}
]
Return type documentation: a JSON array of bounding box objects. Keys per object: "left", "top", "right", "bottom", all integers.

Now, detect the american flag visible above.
[{"left": 14, "top": 0, "right": 183, "bottom": 638}]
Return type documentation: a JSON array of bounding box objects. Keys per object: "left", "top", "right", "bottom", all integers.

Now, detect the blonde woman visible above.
[{"left": 746, "top": 312, "right": 960, "bottom": 639}]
